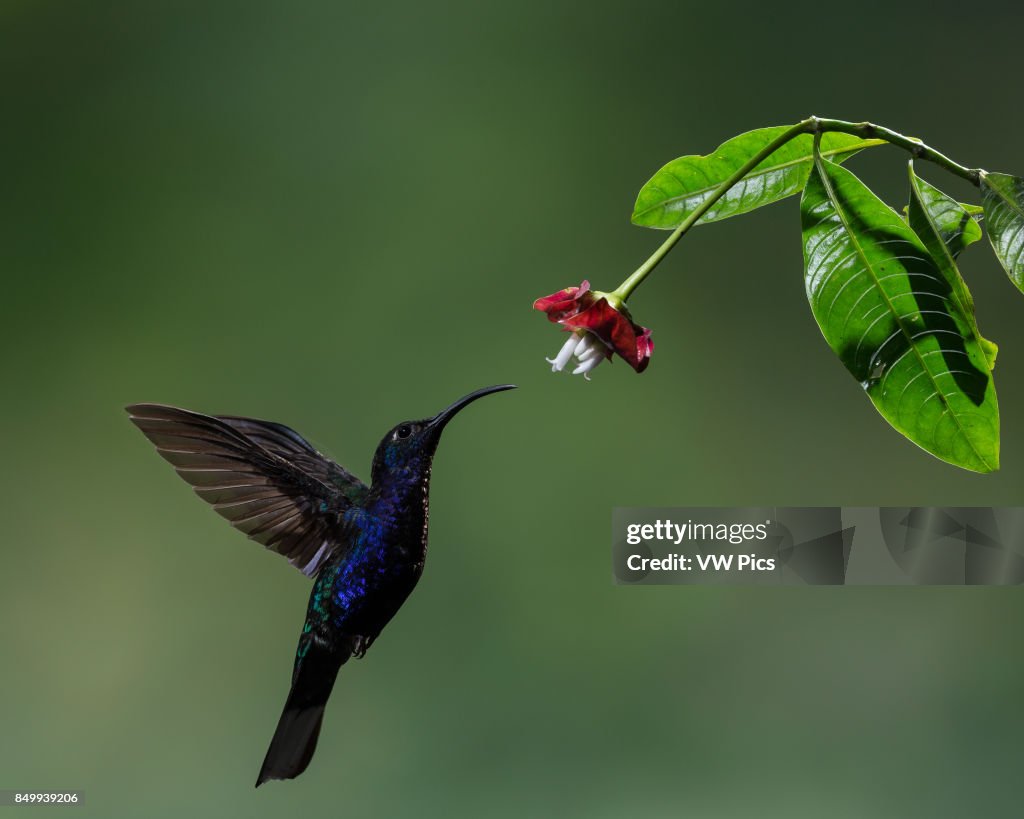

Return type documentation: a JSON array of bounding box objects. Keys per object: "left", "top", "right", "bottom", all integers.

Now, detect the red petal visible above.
[
  {"left": 634, "top": 327, "right": 654, "bottom": 373},
  {"left": 561, "top": 297, "right": 653, "bottom": 372},
  {"left": 533, "top": 280, "right": 592, "bottom": 321}
]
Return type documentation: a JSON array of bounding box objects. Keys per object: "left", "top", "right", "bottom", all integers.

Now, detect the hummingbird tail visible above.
[{"left": 255, "top": 641, "right": 348, "bottom": 787}]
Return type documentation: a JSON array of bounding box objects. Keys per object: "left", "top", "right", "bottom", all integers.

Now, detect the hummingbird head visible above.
[{"left": 370, "top": 385, "right": 516, "bottom": 484}]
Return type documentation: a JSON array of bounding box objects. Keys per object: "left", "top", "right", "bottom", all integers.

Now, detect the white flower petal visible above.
[
  {"left": 545, "top": 334, "right": 579, "bottom": 372},
  {"left": 584, "top": 337, "right": 612, "bottom": 363},
  {"left": 585, "top": 333, "right": 612, "bottom": 358},
  {"left": 572, "top": 355, "right": 604, "bottom": 377}
]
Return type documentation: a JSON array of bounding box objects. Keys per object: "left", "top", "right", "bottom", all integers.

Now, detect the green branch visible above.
[{"left": 810, "top": 117, "right": 981, "bottom": 186}]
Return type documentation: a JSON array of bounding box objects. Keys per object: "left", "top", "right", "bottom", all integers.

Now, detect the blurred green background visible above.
[{"left": 3, "top": 2, "right": 1024, "bottom": 816}]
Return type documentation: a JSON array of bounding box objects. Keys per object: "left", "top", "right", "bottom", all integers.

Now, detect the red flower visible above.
[{"left": 533, "top": 280, "right": 653, "bottom": 377}]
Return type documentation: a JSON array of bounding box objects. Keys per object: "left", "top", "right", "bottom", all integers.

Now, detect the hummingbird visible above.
[{"left": 126, "top": 385, "right": 515, "bottom": 786}]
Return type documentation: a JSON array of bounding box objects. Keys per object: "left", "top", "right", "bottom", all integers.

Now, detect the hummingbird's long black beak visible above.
[{"left": 428, "top": 384, "right": 516, "bottom": 433}]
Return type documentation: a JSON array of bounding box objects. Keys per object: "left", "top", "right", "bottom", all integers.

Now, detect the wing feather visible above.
[
  {"left": 127, "top": 403, "right": 366, "bottom": 577},
  {"left": 215, "top": 415, "right": 368, "bottom": 504}
]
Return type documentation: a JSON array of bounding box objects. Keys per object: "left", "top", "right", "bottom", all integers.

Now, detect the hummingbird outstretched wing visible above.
[
  {"left": 213, "top": 414, "right": 368, "bottom": 504},
  {"left": 127, "top": 404, "right": 368, "bottom": 577}
]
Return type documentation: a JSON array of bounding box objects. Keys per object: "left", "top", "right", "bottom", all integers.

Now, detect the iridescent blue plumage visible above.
[{"left": 126, "top": 385, "right": 514, "bottom": 788}]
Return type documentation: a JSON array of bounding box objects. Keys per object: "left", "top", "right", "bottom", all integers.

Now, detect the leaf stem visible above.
[{"left": 612, "top": 116, "right": 985, "bottom": 302}]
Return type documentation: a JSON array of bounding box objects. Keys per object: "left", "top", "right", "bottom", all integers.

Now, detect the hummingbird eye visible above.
[{"left": 395, "top": 425, "right": 413, "bottom": 440}]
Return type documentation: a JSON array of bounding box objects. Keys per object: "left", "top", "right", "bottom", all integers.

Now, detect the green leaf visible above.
[
  {"left": 923, "top": 193, "right": 983, "bottom": 257},
  {"left": 802, "top": 153, "right": 999, "bottom": 473},
  {"left": 633, "top": 126, "right": 883, "bottom": 229},
  {"left": 980, "top": 172, "right": 1024, "bottom": 292},
  {"left": 906, "top": 164, "right": 996, "bottom": 370}
]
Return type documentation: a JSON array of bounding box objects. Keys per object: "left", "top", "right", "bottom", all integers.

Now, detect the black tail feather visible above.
[
  {"left": 256, "top": 639, "right": 347, "bottom": 787},
  {"left": 255, "top": 702, "right": 327, "bottom": 786}
]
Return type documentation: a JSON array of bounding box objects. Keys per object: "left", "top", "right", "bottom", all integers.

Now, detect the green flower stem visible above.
[{"left": 611, "top": 116, "right": 985, "bottom": 302}]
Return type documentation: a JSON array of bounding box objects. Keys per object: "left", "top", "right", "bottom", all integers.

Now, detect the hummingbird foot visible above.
[{"left": 351, "top": 634, "right": 375, "bottom": 659}]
